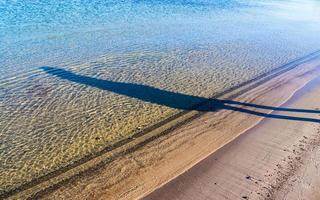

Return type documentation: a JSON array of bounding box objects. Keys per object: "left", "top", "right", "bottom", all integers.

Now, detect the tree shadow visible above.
[{"left": 41, "top": 66, "right": 320, "bottom": 123}]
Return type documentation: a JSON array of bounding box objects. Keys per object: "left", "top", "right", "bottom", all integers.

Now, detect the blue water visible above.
[
  {"left": 0, "top": 0, "right": 240, "bottom": 75},
  {"left": 1, "top": 0, "right": 320, "bottom": 78},
  {"left": 1, "top": 0, "right": 320, "bottom": 195}
]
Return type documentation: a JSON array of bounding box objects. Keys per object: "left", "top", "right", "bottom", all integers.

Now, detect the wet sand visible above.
[
  {"left": 4, "top": 47, "right": 310, "bottom": 195},
  {"left": 2, "top": 1, "right": 320, "bottom": 199},
  {"left": 12, "top": 54, "right": 319, "bottom": 199},
  {"left": 145, "top": 71, "right": 320, "bottom": 200},
  {"left": 3, "top": 0, "right": 320, "bottom": 196}
]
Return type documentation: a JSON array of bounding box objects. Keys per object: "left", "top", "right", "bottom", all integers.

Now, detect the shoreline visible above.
[
  {"left": 6, "top": 53, "right": 320, "bottom": 199},
  {"left": 145, "top": 70, "right": 320, "bottom": 200}
]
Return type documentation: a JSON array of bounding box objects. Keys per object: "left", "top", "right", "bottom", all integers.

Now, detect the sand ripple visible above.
[{"left": 0, "top": 43, "right": 319, "bottom": 195}]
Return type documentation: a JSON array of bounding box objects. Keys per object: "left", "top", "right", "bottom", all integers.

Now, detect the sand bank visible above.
[{"left": 7, "top": 55, "right": 320, "bottom": 199}]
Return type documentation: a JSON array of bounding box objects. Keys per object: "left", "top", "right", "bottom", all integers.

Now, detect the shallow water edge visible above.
[{"left": 4, "top": 50, "right": 320, "bottom": 199}]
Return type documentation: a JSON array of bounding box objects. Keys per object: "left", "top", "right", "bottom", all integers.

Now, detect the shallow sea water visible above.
[{"left": 1, "top": 0, "right": 320, "bottom": 194}]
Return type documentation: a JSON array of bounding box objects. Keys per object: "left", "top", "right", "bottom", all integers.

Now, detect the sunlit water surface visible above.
[{"left": 1, "top": 0, "right": 320, "bottom": 194}]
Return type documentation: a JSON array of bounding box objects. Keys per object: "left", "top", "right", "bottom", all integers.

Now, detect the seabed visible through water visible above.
[{"left": 1, "top": 0, "right": 320, "bottom": 196}]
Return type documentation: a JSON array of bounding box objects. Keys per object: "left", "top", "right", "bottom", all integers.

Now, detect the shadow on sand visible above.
[{"left": 41, "top": 66, "right": 320, "bottom": 123}]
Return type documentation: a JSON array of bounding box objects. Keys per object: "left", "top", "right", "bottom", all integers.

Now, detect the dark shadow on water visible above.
[{"left": 41, "top": 66, "right": 320, "bottom": 123}]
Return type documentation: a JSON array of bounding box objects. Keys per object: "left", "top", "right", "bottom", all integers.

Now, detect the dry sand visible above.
[
  {"left": 8, "top": 56, "right": 320, "bottom": 199},
  {"left": 145, "top": 74, "right": 320, "bottom": 200}
]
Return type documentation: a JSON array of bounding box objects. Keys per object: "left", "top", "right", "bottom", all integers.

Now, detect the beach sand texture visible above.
[
  {"left": 2, "top": 45, "right": 320, "bottom": 197},
  {"left": 145, "top": 69, "right": 320, "bottom": 200},
  {"left": 1, "top": 0, "right": 320, "bottom": 198},
  {"left": 0, "top": 47, "right": 309, "bottom": 195},
  {"left": 13, "top": 52, "right": 320, "bottom": 199}
]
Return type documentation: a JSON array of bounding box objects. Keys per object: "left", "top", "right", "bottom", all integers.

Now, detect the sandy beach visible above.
[
  {"left": 2, "top": 1, "right": 320, "bottom": 199},
  {"left": 145, "top": 70, "right": 320, "bottom": 200},
  {"left": 7, "top": 51, "right": 320, "bottom": 199}
]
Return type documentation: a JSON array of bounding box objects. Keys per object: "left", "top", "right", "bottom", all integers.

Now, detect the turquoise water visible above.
[
  {"left": 1, "top": 0, "right": 320, "bottom": 196},
  {"left": 1, "top": 0, "right": 244, "bottom": 77},
  {"left": 1, "top": 0, "right": 320, "bottom": 78}
]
